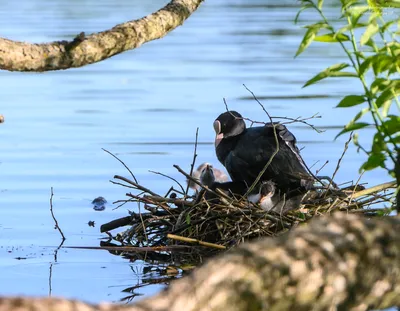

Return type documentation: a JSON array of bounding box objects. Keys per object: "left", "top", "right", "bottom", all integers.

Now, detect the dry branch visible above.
[
  {"left": 1, "top": 213, "right": 400, "bottom": 311},
  {"left": 0, "top": 0, "right": 204, "bottom": 72}
]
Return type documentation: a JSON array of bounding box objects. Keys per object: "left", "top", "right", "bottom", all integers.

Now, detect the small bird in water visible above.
[
  {"left": 213, "top": 111, "right": 314, "bottom": 193},
  {"left": 92, "top": 196, "right": 107, "bottom": 211},
  {"left": 248, "top": 181, "right": 302, "bottom": 214},
  {"left": 187, "top": 162, "right": 229, "bottom": 192}
]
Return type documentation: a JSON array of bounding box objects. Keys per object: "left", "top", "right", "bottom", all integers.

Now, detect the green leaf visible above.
[
  {"left": 367, "top": 6, "right": 382, "bottom": 19},
  {"left": 295, "top": 24, "right": 326, "bottom": 57},
  {"left": 303, "top": 63, "right": 351, "bottom": 87},
  {"left": 376, "top": 88, "right": 396, "bottom": 107},
  {"left": 370, "top": 54, "right": 393, "bottom": 75},
  {"left": 335, "top": 122, "right": 370, "bottom": 139},
  {"left": 303, "top": 23, "right": 329, "bottom": 29},
  {"left": 344, "top": 5, "right": 370, "bottom": 25},
  {"left": 381, "top": 20, "right": 395, "bottom": 33},
  {"left": 314, "top": 33, "right": 350, "bottom": 42},
  {"left": 372, "top": 132, "right": 386, "bottom": 153},
  {"left": 381, "top": 0, "right": 400, "bottom": 8},
  {"left": 303, "top": 71, "right": 357, "bottom": 88},
  {"left": 317, "top": 0, "right": 324, "bottom": 9},
  {"left": 382, "top": 100, "right": 392, "bottom": 118},
  {"left": 324, "top": 63, "right": 350, "bottom": 71},
  {"left": 337, "top": 23, "right": 368, "bottom": 34},
  {"left": 327, "top": 71, "right": 358, "bottom": 78},
  {"left": 185, "top": 213, "right": 191, "bottom": 225},
  {"left": 371, "top": 78, "right": 391, "bottom": 94},
  {"left": 342, "top": 0, "right": 365, "bottom": 12},
  {"left": 361, "top": 152, "right": 386, "bottom": 171},
  {"left": 360, "top": 22, "right": 379, "bottom": 45},
  {"left": 336, "top": 95, "right": 366, "bottom": 107},
  {"left": 353, "top": 132, "right": 359, "bottom": 145},
  {"left": 294, "top": 3, "right": 313, "bottom": 24},
  {"left": 364, "top": 38, "right": 379, "bottom": 52},
  {"left": 359, "top": 57, "right": 372, "bottom": 76},
  {"left": 352, "top": 107, "right": 370, "bottom": 122},
  {"left": 393, "top": 134, "right": 400, "bottom": 143},
  {"left": 380, "top": 115, "right": 400, "bottom": 135}
]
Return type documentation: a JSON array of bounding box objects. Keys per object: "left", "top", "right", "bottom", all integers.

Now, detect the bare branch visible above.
[
  {"left": 49, "top": 187, "right": 65, "bottom": 241},
  {"left": 0, "top": 0, "right": 204, "bottom": 72}
]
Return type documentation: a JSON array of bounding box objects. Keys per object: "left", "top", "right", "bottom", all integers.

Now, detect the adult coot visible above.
[{"left": 213, "top": 111, "right": 314, "bottom": 192}]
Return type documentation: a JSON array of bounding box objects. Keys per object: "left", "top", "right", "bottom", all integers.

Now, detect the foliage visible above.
[{"left": 295, "top": 0, "right": 400, "bottom": 185}]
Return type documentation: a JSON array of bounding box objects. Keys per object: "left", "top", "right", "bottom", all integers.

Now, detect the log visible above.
[
  {"left": 1, "top": 213, "right": 400, "bottom": 311},
  {"left": 0, "top": 0, "right": 204, "bottom": 72}
]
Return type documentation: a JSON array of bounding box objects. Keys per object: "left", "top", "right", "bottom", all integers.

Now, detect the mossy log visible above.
[
  {"left": 0, "top": 0, "right": 204, "bottom": 72},
  {"left": 1, "top": 213, "right": 400, "bottom": 311}
]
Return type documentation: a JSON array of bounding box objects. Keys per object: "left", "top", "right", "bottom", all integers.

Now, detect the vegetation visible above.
[{"left": 295, "top": 0, "right": 400, "bottom": 208}]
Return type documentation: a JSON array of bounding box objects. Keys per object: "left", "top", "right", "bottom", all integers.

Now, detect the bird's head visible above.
[{"left": 213, "top": 111, "right": 246, "bottom": 147}]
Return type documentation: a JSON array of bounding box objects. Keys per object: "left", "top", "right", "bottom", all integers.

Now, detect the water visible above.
[{"left": 0, "top": 0, "right": 394, "bottom": 306}]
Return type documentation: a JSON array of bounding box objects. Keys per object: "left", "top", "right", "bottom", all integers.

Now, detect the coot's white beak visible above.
[{"left": 213, "top": 120, "right": 223, "bottom": 147}]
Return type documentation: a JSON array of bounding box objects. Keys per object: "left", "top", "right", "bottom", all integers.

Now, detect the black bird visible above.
[{"left": 213, "top": 111, "right": 314, "bottom": 193}]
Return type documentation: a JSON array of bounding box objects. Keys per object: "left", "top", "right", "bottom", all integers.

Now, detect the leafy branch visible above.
[{"left": 295, "top": 0, "right": 400, "bottom": 183}]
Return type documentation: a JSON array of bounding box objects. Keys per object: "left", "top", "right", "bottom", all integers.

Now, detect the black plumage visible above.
[{"left": 213, "top": 111, "right": 314, "bottom": 193}]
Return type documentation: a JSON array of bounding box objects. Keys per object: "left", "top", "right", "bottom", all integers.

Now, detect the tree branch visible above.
[
  {"left": 1, "top": 213, "right": 399, "bottom": 310},
  {"left": 0, "top": 0, "right": 204, "bottom": 72}
]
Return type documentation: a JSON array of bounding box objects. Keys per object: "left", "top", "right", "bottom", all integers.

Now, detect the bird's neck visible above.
[{"left": 216, "top": 135, "right": 240, "bottom": 165}]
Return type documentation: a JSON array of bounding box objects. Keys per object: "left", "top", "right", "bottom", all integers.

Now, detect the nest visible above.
[{"left": 101, "top": 163, "right": 396, "bottom": 258}]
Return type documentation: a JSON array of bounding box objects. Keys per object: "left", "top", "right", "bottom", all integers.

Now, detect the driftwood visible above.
[
  {"left": 0, "top": 0, "right": 204, "bottom": 72},
  {"left": 1, "top": 213, "right": 400, "bottom": 311}
]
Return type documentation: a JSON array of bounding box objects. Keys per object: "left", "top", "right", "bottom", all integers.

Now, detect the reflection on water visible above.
[{"left": 0, "top": 0, "right": 392, "bottom": 306}]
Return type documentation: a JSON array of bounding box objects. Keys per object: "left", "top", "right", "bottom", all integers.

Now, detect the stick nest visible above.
[{"left": 102, "top": 166, "right": 396, "bottom": 256}]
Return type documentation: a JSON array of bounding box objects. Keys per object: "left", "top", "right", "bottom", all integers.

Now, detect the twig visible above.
[
  {"left": 149, "top": 170, "right": 185, "bottom": 195},
  {"left": 327, "top": 133, "right": 353, "bottom": 191},
  {"left": 309, "top": 160, "right": 320, "bottom": 170},
  {"left": 49, "top": 187, "right": 65, "bottom": 241},
  {"left": 348, "top": 207, "right": 393, "bottom": 214},
  {"left": 348, "top": 181, "right": 396, "bottom": 200},
  {"left": 143, "top": 195, "right": 194, "bottom": 207},
  {"left": 103, "top": 148, "right": 138, "bottom": 183},
  {"left": 126, "top": 193, "right": 174, "bottom": 215},
  {"left": 109, "top": 180, "right": 136, "bottom": 189},
  {"left": 112, "top": 197, "right": 137, "bottom": 210},
  {"left": 185, "top": 128, "right": 199, "bottom": 198},
  {"left": 316, "top": 160, "right": 329, "bottom": 175},
  {"left": 167, "top": 233, "right": 226, "bottom": 249},
  {"left": 243, "top": 84, "right": 273, "bottom": 119},
  {"left": 272, "top": 113, "right": 323, "bottom": 133},
  {"left": 347, "top": 171, "right": 365, "bottom": 205},
  {"left": 241, "top": 85, "right": 280, "bottom": 196},
  {"left": 114, "top": 175, "right": 160, "bottom": 196},
  {"left": 137, "top": 201, "right": 149, "bottom": 245}
]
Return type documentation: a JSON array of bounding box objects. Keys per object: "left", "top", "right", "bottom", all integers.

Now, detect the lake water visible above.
[{"left": 0, "top": 0, "right": 394, "bottom": 306}]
